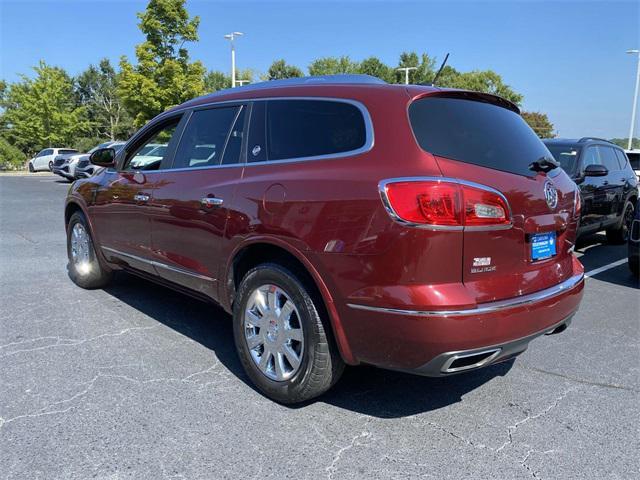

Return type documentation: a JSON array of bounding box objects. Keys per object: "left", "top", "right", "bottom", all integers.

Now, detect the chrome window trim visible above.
[
  {"left": 346, "top": 272, "right": 584, "bottom": 317},
  {"left": 101, "top": 247, "right": 214, "bottom": 282},
  {"left": 129, "top": 97, "right": 374, "bottom": 173},
  {"left": 378, "top": 176, "right": 514, "bottom": 232}
]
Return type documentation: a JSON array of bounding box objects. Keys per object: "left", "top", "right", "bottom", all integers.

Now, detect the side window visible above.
[
  {"left": 614, "top": 149, "right": 628, "bottom": 170},
  {"left": 124, "top": 118, "right": 181, "bottom": 171},
  {"left": 598, "top": 146, "right": 620, "bottom": 172},
  {"left": 172, "top": 106, "right": 240, "bottom": 169},
  {"left": 36, "top": 150, "right": 46, "bottom": 157},
  {"left": 221, "top": 107, "right": 246, "bottom": 165},
  {"left": 581, "top": 147, "right": 601, "bottom": 170},
  {"left": 247, "top": 101, "right": 267, "bottom": 163},
  {"left": 43, "top": 149, "right": 53, "bottom": 156},
  {"left": 265, "top": 100, "right": 366, "bottom": 161}
]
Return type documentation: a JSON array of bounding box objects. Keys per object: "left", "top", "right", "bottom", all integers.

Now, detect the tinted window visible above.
[
  {"left": 546, "top": 144, "right": 580, "bottom": 174},
  {"left": 597, "top": 146, "right": 620, "bottom": 172},
  {"left": 42, "top": 149, "right": 53, "bottom": 156},
  {"left": 409, "top": 97, "right": 551, "bottom": 177},
  {"left": 124, "top": 118, "right": 180, "bottom": 171},
  {"left": 266, "top": 100, "right": 366, "bottom": 161},
  {"left": 221, "top": 107, "right": 246, "bottom": 165},
  {"left": 173, "top": 106, "right": 239, "bottom": 169},
  {"left": 581, "top": 147, "right": 601, "bottom": 169},
  {"left": 614, "top": 149, "right": 628, "bottom": 170}
]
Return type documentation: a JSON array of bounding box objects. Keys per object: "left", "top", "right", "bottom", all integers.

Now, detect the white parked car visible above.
[
  {"left": 624, "top": 149, "right": 640, "bottom": 180},
  {"left": 28, "top": 148, "right": 78, "bottom": 172},
  {"left": 53, "top": 141, "right": 123, "bottom": 181}
]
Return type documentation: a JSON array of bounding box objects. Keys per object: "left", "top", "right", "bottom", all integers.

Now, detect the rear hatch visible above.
[{"left": 408, "top": 92, "right": 578, "bottom": 303}]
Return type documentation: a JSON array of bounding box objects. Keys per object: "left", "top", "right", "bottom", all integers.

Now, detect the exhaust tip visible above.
[{"left": 441, "top": 348, "right": 501, "bottom": 374}]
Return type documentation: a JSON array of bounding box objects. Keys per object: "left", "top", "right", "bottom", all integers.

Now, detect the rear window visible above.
[
  {"left": 546, "top": 145, "right": 580, "bottom": 174},
  {"left": 266, "top": 100, "right": 366, "bottom": 161},
  {"left": 408, "top": 96, "right": 551, "bottom": 177},
  {"left": 59, "top": 149, "right": 78, "bottom": 155}
]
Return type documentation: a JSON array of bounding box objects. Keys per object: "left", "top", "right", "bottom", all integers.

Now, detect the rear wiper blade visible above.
[{"left": 529, "top": 156, "right": 559, "bottom": 173}]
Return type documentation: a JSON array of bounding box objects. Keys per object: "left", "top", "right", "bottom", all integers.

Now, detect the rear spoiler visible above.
[{"left": 407, "top": 87, "right": 520, "bottom": 115}]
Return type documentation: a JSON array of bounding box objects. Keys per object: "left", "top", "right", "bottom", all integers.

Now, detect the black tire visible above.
[
  {"left": 28, "top": 163, "right": 34, "bottom": 172},
  {"left": 233, "top": 263, "right": 344, "bottom": 404},
  {"left": 48, "top": 161, "right": 53, "bottom": 171},
  {"left": 66, "top": 211, "right": 113, "bottom": 289},
  {"left": 606, "top": 201, "right": 634, "bottom": 244}
]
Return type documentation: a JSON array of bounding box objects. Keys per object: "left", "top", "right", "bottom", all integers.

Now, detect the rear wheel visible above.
[
  {"left": 66, "top": 211, "right": 113, "bottom": 289},
  {"left": 48, "top": 161, "right": 53, "bottom": 171},
  {"left": 233, "top": 263, "right": 344, "bottom": 404},
  {"left": 606, "top": 201, "right": 634, "bottom": 244}
]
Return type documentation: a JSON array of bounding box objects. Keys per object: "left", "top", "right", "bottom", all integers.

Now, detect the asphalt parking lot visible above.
[{"left": 1, "top": 174, "right": 638, "bottom": 480}]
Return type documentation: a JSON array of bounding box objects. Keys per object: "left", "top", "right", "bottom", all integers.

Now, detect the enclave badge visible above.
[{"left": 544, "top": 180, "right": 558, "bottom": 209}]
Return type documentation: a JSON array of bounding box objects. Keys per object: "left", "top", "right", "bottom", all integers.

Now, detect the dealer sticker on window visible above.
[{"left": 531, "top": 232, "right": 556, "bottom": 261}]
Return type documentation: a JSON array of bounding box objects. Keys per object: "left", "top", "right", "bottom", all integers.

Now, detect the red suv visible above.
[{"left": 65, "top": 75, "right": 585, "bottom": 403}]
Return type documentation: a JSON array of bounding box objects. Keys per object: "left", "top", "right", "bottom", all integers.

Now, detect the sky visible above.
[{"left": 1, "top": 0, "right": 638, "bottom": 139}]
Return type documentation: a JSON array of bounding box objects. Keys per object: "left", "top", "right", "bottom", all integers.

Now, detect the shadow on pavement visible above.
[
  {"left": 103, "top": 272, "right": 512, "bottom": 417},
  {"left": 576, "top": 232, "right": 638, "bottom": 289}
]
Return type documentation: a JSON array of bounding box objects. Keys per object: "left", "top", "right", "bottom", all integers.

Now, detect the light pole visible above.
[
  {"left": 627, "top": 49, "right": 640, "bottom": 150},
  {"left": 224, "top": 32, "right": 243, "bottom": 88},
  {"left": 397, "top": 67, "right": 417, "bottom": 85}
]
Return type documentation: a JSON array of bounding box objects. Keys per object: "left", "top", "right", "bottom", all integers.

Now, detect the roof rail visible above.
[
  {"left": 578, "top": 137, "right": 613, "bottom": 144},
  {"left": 208, "top": 74, "right": 386, "bottom": 96}
]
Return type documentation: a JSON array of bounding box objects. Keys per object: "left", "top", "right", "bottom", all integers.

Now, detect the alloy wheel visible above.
[
  {"left": 243, "top": 284, "right": 304, "bottom": 381},
  {"left": 70, "top": 223, "right": 92, "bottom": 275}
]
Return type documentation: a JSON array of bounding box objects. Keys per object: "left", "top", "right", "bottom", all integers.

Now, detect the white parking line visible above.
[{"left": 584, "top": 258, "right": 627, "bottom": 278}]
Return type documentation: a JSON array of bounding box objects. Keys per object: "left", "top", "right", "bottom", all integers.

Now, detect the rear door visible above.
[
  {"left": 90, "top": 115, "right": 184, "bottom": 274},
  {"left": 408, "top": 94, "right": 578, "bottom": 303},
  {"left": 149, "top": 103, "right": 247, "bottom": 300},
  {"left": 597, "top": 145, "right": 625, "bottom": 225},
  {"left": 577, "top": 146, "right": 607, "bottom": 229}
]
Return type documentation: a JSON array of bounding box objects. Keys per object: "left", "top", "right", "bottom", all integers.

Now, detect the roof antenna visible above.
[{"left": 430, "top": 53, "right": 449, "bottom": 86}]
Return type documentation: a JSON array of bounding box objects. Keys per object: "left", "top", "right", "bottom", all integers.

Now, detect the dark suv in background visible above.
[{"left": 544, "top": 137, "right": 638, "bottom": 243}]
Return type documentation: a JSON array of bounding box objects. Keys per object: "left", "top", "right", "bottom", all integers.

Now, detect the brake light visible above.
[
  {"left": 380, "top": 179, "right": 511, "bottom": 228},
  {"left": 574, "top": 189, "right": 581, "bottom": 217}
]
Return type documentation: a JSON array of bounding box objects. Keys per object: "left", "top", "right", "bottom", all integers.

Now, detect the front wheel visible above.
[
  {"left": 28, "top": 163, "right": 34, "bottom": 172},
  {"left": 233, "top": 263, "right": 344, "bottom": 404},
  {"left": 66, "top": 211, "right": 113, "bottom": 289},
  {"left": 606, "top": 201, "right": 634, "bottom": 244}
]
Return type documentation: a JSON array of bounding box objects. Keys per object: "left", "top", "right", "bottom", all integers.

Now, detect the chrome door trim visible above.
[
  {"left": 346, "top": 272, "right": 584, "bottom": 317},
  {"left": 101, "top": 246, "right": 215, "bottom": 282}
]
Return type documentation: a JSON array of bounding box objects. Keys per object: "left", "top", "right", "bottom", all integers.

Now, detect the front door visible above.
[
  {"left": 90, "top": 116, "right": 184, "bottom": 274},
  {"left": 150, "top": 104, "right": 248, "bottom": 300}
]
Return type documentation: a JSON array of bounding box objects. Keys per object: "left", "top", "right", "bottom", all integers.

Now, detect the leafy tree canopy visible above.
[
  {"left": 0, "top": 61, "right": 89, "bottom": 155},
  {"left": 357, "top": 57, "right": 395, "bottom": 83},
  {"left": 204, "top": 70, "right": 231, "bottom": 91},
  {"left": 609, "top": 138, "right": 640, "bottom": 149},
  {"left": 396, "top": 52, "right": 437, "bottom": 84},
  {"left": 118, "top": 0, "right": 206, "bottom": 127},
  {"left": 521, "top": 111, "right": 555, "bottom": 138},
  {"left": 267, "top": 59, "right": 303, "bottom": 80},
  {"left": 308, "top": 56, "right": 359, "bottom": 76}
]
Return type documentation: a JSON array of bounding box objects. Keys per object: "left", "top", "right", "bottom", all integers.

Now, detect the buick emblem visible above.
[{"left": 544, "top": 181, "right": 558, "bottom": 209}]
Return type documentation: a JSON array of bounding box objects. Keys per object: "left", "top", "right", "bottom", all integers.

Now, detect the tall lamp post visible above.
[
  {"left": 397, "top": 67, "right": 417, "bottom": 85},
  {"left": 224, "top": 32, "right": 244, "bottom": 88},
  {"left": 627, "top": 49, "right": 640, "bottom": 150}
]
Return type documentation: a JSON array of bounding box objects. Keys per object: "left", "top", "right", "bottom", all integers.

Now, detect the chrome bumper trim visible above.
[{"left": 346, "top": 272, "right": 584, "bottom": 317}]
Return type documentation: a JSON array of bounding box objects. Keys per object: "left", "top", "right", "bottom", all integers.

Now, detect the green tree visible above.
[
  {"left": 521, "top": 111, "right": 555, "bottom": 138},
  {"left": 436, "top": 67, "right": 523, "bottom": 105},
  {"left": 267, "top": 59, "right": 303, "bottom": 80},
  {"left": 609, "top": 138, "right": 640, "bottom": 149},
  {"left": 204, "top": 70, "right": 231, "bottom": 91},
  {"left": 0, "top": 137, "right": 26, "bottom": 170},
  {"left": 308, "top": 56, "right": 359, "bottom": 76},
  {"left": 76, "top": 59, "right": 133, "bottom": 142},
  {"left": 395, "top": 52, "right": 436, "bottom": 84},
  {"left": 0, "top": 62, "right": 89, "bottom": 155},
  {"left": 357, "top": 57, "right": 395, "bottom": 83},
  {"left": 118, "top": 0, "right": 206, "bottom": 127}
]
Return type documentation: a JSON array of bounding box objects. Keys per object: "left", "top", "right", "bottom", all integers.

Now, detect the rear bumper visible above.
[{"left": 340, "top": 271, "right": 585, "bottom": 373}]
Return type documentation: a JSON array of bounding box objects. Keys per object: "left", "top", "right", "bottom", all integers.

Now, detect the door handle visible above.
[
  {"left": 200, "top": 197, "right": 224, "bottom": 209},
  {"left": 134, "top": 193, "right": 150, "bottom": 203}
]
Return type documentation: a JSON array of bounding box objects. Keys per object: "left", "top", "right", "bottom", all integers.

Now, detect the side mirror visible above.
[
  {"left": 583, "top": 164, "right": 608, "bottom": 177},
  {"left": 90, "top": 148, "right": 116, "bottom": 168}
]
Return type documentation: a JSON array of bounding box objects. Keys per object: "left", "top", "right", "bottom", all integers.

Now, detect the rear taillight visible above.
[{"left": 380, "top": 178, "right": 511, "bottom": 229}]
